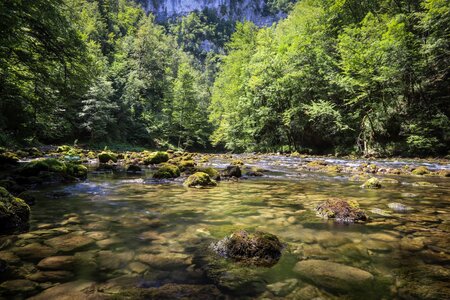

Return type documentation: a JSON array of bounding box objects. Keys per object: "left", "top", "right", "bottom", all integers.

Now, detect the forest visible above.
[{"left": 1, "top": 0, "right": 449, "bottom": 156}]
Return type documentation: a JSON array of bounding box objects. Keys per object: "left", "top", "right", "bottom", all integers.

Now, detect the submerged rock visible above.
[
  {"left": 412, "top": 181, "right": 438, "bottom": 187},
  {"left": 45, "top": 233, "right": 95, "bottom": 253},
  {"left": 315, "top": 199, "right": 368, "bottom": 223},
  {"left": 0, "top": 187, "right": 30, "bottom": 234},
  {"left": 361, "top": 177, "right": 381, "bottom": 189},
  {"left": 210, "top": 230, "right": 283, "bottom": 267},
  {"left": 293, "top": 259, "right": 374, "bottom": 292},
  {"left": 0, "top": 279, "right": 38, "bottom": 296},
  {"left": 388, "top": 202, "right": 413, "bottom": 213},
  {"left": 184, "top": 172, "right": 217, "bottom": 188},
  {"left": 37, "top": 256, "right": 75, "bottom": 270}
]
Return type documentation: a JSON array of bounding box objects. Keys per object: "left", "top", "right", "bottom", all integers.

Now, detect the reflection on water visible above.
[{"left": 0, "top": 158, "right": 449, "bottom": 299}]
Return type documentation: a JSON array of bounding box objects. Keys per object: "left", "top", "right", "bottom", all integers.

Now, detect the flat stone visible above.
[
  {"left": 293, "top": 259, "right": 374, "bottom": 292},
  {"left": 0, "top": 279, "right": 38, "bottom": 295},
  {"left": 267, "top": 278, "right": 298, "bottom": 296},
  {"left": 367, "top": 233, "right": 398, "bottom": 242},
  {"left": 0, "top": 251, "right": 20, "bottom": 264},
  {"left": 37, "top": 256, "right": 75, "bottom": 270},
  {"left": 136, "top": 253, "right": 192, "bottom": 269},
  {"left": 14, "top": 243, "right": 58, "bottom": 260},
  {"left": 96, "top": 237, "right": 121, "bottom": 249},
  {"left": 45, "top": 233, "right": 94, "bottom": 252},
  {"left": 86, "top": 231, "right": 109, "bottom": 241},
  {"left": 28, "top": 280, "right": 95, "bottom": 300},
  {"left": 97, "top": 250, "right": 134, "bottom": 271},
  {"left": 128, "top": 261, "right": 148, "bottom": 274},
  {"left": 27, "top": 270, "right": 74, "bottom": 282}
]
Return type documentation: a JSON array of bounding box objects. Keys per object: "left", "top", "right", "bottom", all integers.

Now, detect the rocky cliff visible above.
[{"left": 142, "top": 0, "right": 287, "bottom": 25}]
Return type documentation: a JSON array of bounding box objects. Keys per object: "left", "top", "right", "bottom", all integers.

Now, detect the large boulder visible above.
[
  {"left": 0, "top": 187, "right": 30, "bottom": 234},
  {"left": 0, "top": 152, "right": 19, "bottom": 166},
  {"left": 18, "top": 159, "right": 87, "bottom": 182},
  {"left": 293, "top": 259, "right": 374, "bottom": 292},
  {"left": 315, "top": 198, "right": 368, "bottom": 223},
  {"left": 184, "top": 172, "right": 217, "bottom": 188},
  {"left": 98, "top": 152, "right": 118, "bottom": 163},
  {"left": 210, "top": 230, "right": 283, "bottom": 267},
  {"left": 361, "top": 177, "right": 381, "bottom": 189}
]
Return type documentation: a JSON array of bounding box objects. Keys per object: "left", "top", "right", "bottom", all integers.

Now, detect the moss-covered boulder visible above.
[
  {"left": 184, "top": 172, "right": 217, "bottom": 188},
  {"left": 412, "top": 166, "right": 430, "bottom": 176},
  {"left": 361, "top": 177, "right": 382, "bottom": 189},
  {"left": 19, "top": 159, "right": 67, "bottom": 176},
  {"left": 153, "top": 163, "right": 180, "bottom": 179},
  {"left": 143, "top": 151, "right": 169, "bottom": 165},
  {"left": 315, "top": 199, "right": 368, "bottom": 223},
  {"left": 222, "top": 165, "right": 242, "bottom": 178},
  {"left": 0, "top": 187, "right": 30, "bottom": 234},
  {"left": 178, "top": 160, "right": 195, "bottom": 171},
  {"left": 231, "top": 159, "right": 244, "bottom": 166},
  {"left": 306, "top": 160, "right": 327, "bottom": 168},
  {"left": 436, "top": 170, "right": 450, "bottom": 177},
  {"left": 127, "top": 165, "right": 142, "bottom": 173},
  {"left": 57, "top": 145, "right": 72, "bottom": 153},
  {"left": 18, "top": 159, "right": 87, "bottom": 182},
  {"left": 210, "top": 230, "right": 283, "bottom": 267},
  {"left": 198, "top": 167, "right": 221, "bottom": 181},
  {"left": 98, "top": 152, "right": 118, "bottom": 163},
  {"left": 0, "top": 152, "right": 19, "bottom": 166}
]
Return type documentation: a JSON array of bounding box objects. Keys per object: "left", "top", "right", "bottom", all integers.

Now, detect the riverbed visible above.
[{"left": 0, "top": 155, "right": 449, "bottom": 299}]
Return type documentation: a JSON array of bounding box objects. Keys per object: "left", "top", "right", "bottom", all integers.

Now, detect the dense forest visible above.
[{"left": 0, "top": 0, "right": 449, "bottom": 157}]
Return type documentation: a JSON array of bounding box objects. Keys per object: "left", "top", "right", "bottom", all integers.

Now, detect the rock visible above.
[
  {"left": 222, "top": 165, "right": 242, "bottom": 178},
  {"left": 136, "top": 253, "right": 192, "bottom": 269},
  {"left": 28, "top": 280, "right": 95, "bottom": 300},
  {"left": 0, "top": 152, "right": 20, "bottom": 166},
  {"left": 436, "top": 170, "right": 450, "bottom": 177},
  {"left": 293, "top": 259, "right": 374, "bottom": 292},
  {"left": 197, "top": 167, "right": 221, "bottom": 180},
  {"left": 86, "top": 231, "right": 109, "bottom": 241},
  {"left": 96, "top": 237, "right": 121, "bottom": 249},
  {"left": 0, "top": 251, "right": 20, "bottom": 264},
  {"left": 98, "top": 152, "right": 118, "bottom": 163},
  {"left": 143, "top": 151, "right": 169, "bottom": 165},
  {"left": 14, "top": 243, "right": 58, "bottom": 260},
  {"left": 367, "top": 232, "right": 398, "bottom": 242},
  {"left": 45, "top": 233, "right": 94, "bottom": 252},
  {"left": 0, "top": 279, "right": 38, "bottom": 295},
  {"left": 370, "top": 208, "right": 391, "bottom": 217},
  {"left": 388, "top": 202, "right": 413, "bottom": 213},
  {"left": 142, "top": 283, "right": 223, "bottom": 299},
  {"left": 399, "top": 237, "right": 425, "bottom": 251},
  {"left": 128, "top": 261, "right": 148, "bottom": 274},
  {"left": 0, "top": 187, "right": 30, "bottom": 234},
  {"left": 379, "top": 178, "right": 399, "bottom": 184},
  {"left": 27, "top": 270, "right": 74, "bottom": 282},
  {"left": 97, "top": 250, "right": 134, "bottom": 271},
  {"left": 152, "top": 163, "right": 180, "bottom": 179},
  {"left": 37, "top": 256, "right": 75, "bottom": 270},
  {"left": 315, "top": 198, "right": 368, "bottom": 223},
  {"left": 267, "top": 279, "right": 298, "bottom": 296},
  {"left": 361, "top": 177, "right": 381, "bottom": 189},
  {"left": 184, "top": 172, "right": 217, "bottom": 188},
  {"left": 411, "top": 166, "right": 430, "bottom": 175},
  {"left": 126, "top": 164, "right": 142, "bottom": 173},
  {"left": 412, "top": 181, "right": 438, "bottom": 187},
  {"left": 210, "top": 230, "right": 283, "bottom": 267}
]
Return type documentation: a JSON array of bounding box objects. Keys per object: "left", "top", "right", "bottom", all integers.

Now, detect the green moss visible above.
[
  {"left": 198, "top": 167, "right": 221, "bottom": 180},
  {"left": 0, "top": 152, "right": 19, "bottom": 165},
  {"left": 20, "top": 159, "right": 67, "bottom": 176},
  {"left": 184, "top": 172, "right": 217, "bottom": 188},
  {"left": 0, "top": 187, "right": 30, "bottom": 234},
  {"left": 361, "top": 177, "right": 382, "bottom": 189},
  {"left": 412, "top": 166, "right": 430, "bottom": 175},
  {"left": 87, "top": 151, "right": 96, "bottom": 159},
  {"left": 98, "top": 152, "right": 118, "bottom": 163},
  {"left": 179, "top": 160, "right": 195, "bottom": 171},
  {"left": 306, "top": 160, "right": 327, "bottom": 168},
  {"left": 324, "top": 165, "right": 342, "bottom": 173},
  {"left": 57, "top": 145, "right": 72, "bottom": 153},
  {"left": 231, "top": 159, "right": 244, "bottom": 166},
  {"left": 66, "top": 163, "right": 88, "bottom": 179},
  {"left": 144, "top": 151, "right": 169, "bottom": 165},
  {"left": 153, "top": 163, "right": 180, "bottom": 179}
]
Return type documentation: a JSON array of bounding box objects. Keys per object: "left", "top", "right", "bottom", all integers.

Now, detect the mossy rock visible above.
[
  {"left": 26, "top": 147, "right": 43, "bottom": 157},
  {"left": 179, "top": 160, "right": 195, "bottom": 171},
  {"left": 349, "top": 174, "right": 370, "bottom": 182},
  {"left": 246, "top": 166, "right": 264, "bottom": 177},
  {"left": 222, "top": 165, "right": 242, "bottom": 178},
  {"left": 306, "top": 160, "right": 327, "bottom": 168},
  {"left": 127, "top": 165, "right": 142, "bottom": 173},
  {"left": 324, "top": 165, "right": 342, "bottom": 173},
  {"left": 153, "top": 163, "right": 180, "bottom": 179},
  {"left": 412, "top": 166, "right": 430, "bottom": 176},
  {"left": 98, "top": 152, "right": 118, "bottom": 163},
  {"left": 0, "top": 152, "right": 19, "bottom": 165},
  {"left": 66, "top": 163, "right": 88, "bottom": 179},
  {"left": 361, "top": 178, "right": 382, "bottom": 189},
  {"left": 436, "top": 170, "right": 450, "bottom": 177},
  {"left": 231, "top": 160, "right": 244, "bottom": 166},
  {"left": 197, "top": 167, "right": 221, "bottom": 181},
  {"left": 315, "top": 198, "right": 368, "bottom": 223},
  {"left": 144, "top": 152, "right": 169, "bottom": 165},
  {"left": 184, "top": 172, "right": 217, "bottom": 188},
  {"left": 0, "top": 187, "right": 30, "bottom": 234},
  {"left": 86, "top": 151, "right": 96, "bottom": 159},
  {"left": 20, "top": 159, "right": 67, "bottom": 176},
  {"left": 412, "top": 181, "right": 438, "bottom": 187},
  {"left": 379, "top": 178, "right": 399, "bottom": 184},
  {"left": 210, "top": 230, "right": 283, "bottom": 267},
  {"left": 57, "top": 145, "right": 72, "bottom": 153}
]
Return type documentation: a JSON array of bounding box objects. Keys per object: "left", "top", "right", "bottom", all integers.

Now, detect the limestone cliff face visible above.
[{"left": 142, "top": 0, "right": 285, "bottom": 25}]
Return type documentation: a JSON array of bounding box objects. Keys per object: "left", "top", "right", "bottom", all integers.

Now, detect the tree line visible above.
[
  {"left": 211, "top": 0, "right": 449, "bottom": 156},
  {"left": 0, "top": 0, "right": 449, "bottom": 156}
]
